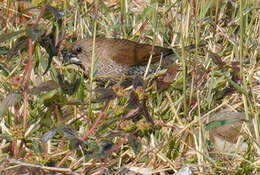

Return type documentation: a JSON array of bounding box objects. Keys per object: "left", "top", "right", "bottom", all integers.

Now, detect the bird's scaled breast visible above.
[
  {"left": 94, "top": 57, "right": 127, "bottom": 78},
  {"left": 94, "top": 54, "right": 177, "bottom": 78}
]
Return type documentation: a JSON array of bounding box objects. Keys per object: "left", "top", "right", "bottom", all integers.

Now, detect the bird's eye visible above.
[{"left": 76, "top": 47, "right": 82, "bottom": 53}]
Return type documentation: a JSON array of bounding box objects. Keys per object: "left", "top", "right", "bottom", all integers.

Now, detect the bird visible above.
[{"left": 61, "top": 37, "right": 177, "bottom": 85}]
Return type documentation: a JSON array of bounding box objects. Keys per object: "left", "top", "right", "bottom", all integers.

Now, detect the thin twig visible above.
[{"left": 7, "top": 159, "right": 75, "bottom": 174}]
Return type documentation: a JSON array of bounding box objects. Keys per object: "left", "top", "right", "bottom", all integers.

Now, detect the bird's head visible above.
[{"left": 61, "top": 40, "right": 88, "bottom": 70}]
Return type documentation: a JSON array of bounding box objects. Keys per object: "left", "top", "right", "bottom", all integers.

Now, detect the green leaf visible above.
[
  {"left": 0, "top": 30, "right": 25, "bottom": 43},
  {"left": 96, "top": 117, "right": 121, "bottom": 136},
  {"left": 42, "top": 94, "right": 67, "bottom": 106},
  {"left": 0, "top": 133, "right": 12, "bottom": 141},
  {"left": 205, "top": 119, "right": 240, "bottom": 131},
  {"left": 39, "top": 89, "right": 59, "bottom": 104},
  {"left": 25, "top": 26, "right": 45, "bottom": 40},
  {"left": 7, "top": 36, "right": 28, "bottom": 57},
  {"left": 31, "top": 140, "right": 45, "bottom": 154},
  {"left": 227, "top": 78, "right": 249, "bottom": 97},
  {"left": 46, "top": 5, "right": 65, "bottom": 19},
  {"left": 127, "top": 91, "right": 139, "bottom": 109},
  {"left": 128, "top": 135, "right": 141, "bottom": 155},
  {"left": 200, "top": 0, "right": 214, "bottom": 18},
  {"left": 166, "top": 138, "right": 180, "bottom": 159},
  {"left": 29, "top": 80, "right": 59, "bottom": 95},
  {"left": 0, "top": 47, "right": 9, "bottom": 55},
  {"left": 92, "top": 88, "right": 117, "bottom": 103},
  {"left": 39, "top": 33, "right": 58, "bottom": 75},
  {"left": 57, "top": 74, "right": 81, "bottom": 95},
  {"left": 0, "top": 63, "right": 10, "bottom": 75}
]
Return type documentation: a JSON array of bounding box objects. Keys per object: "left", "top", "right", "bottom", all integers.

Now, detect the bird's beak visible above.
[{"left": 62, "top": 51, "right": 82, "bottom": 66}]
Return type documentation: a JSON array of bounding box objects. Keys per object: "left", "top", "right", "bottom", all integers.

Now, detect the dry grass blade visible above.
[{"left": 7, "top": 159, "right": 73, "bottom": 174}]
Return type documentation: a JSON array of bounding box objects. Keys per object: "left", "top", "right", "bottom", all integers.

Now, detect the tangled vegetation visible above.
[{"left": 0, "top": 0, "right": 259, "bottom": 174}]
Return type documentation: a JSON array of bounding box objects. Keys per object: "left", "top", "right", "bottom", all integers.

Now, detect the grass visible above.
[{"left": 0, "top": 0, "right": 259, "bottom": 174}]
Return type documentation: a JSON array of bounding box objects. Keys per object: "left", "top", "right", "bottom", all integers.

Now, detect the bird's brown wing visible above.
[{"left": 98, "top": 38, "right": 173, "bottom": 67}]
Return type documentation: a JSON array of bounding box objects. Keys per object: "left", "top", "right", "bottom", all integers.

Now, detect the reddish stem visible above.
[
  {"left": 22, "top": 39, "right": 33, "bottom": 129},
  {"left": 82, "top": 112, "right": 106, "bottom": 141}
]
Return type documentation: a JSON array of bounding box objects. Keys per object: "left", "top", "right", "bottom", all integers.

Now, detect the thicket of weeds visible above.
[{"left": 0, "top": 0, "right": 259, "bottom": 174}]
